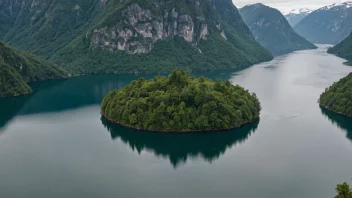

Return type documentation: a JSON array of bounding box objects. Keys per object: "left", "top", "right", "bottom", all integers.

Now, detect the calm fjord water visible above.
[{"left": 1, "top": 46, "right": 352, "bottom": 198}]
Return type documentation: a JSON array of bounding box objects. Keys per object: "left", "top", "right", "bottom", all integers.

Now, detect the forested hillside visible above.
[
  {"left": 319, "top": 73, "right": 352, "bottom": 118},
  {"left": 0, "top": 0, "right": 272, "bottom": 74},
  {"left": 328, "top": 32, "right": 352, "bottom": 65},
  {"left": 0, "top": 41, "right": 68, "bottom": 97}
]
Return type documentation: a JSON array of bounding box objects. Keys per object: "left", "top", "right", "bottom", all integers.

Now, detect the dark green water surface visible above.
[{"left": 1, "top": 46, "right": 352, "bottom": 198}]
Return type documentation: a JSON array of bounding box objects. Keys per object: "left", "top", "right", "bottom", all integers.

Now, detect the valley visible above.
[
  {"left": 0, "top": 46, "right": 351, "bottom": 198},
  {"left": 1, "top": 0, "right": 352, "bottom": 197}
]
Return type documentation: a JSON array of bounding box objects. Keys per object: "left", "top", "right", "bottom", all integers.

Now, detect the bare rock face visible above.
[{"left": 90, "top": 3, "right": 209, "bottom": 54}]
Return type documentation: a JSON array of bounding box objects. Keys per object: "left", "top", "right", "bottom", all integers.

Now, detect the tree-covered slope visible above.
[
  {"left": 294, "top": 2, "right": 352, "bottom": 44},
  {"left": 239, "top": 4, "right": 316, "bottom": 56},
  {"left": 0, "top": 0, "right": 99, "bottom": 59},
  {"left": 0, "top": 0, "right": 272, "bottom": 74},
  {"left": 0, "top": 41, "right": 68, "bottom": 97},
  {"left": 101, "top": 70, "right": 261, "bottom": 132},
  {"left": 319, "top": 73, "right": 352, "bottom": 117},
  {"left": 328, "top": 32, "right": 352, "bottom": 63}
]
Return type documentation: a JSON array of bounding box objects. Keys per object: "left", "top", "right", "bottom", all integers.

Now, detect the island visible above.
[
  {"left": 101, "top": 70, "right": 261, "bottom": 132},
  {"left": 319, "top": 73, "right": 352, "bottom": 118}
]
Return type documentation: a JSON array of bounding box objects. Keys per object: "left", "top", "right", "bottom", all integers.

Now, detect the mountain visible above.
[
  {"left": 328, "top": 32, "right": 352, "bottom": 65},
  {"left": 0, "top": 0, "right": 272, "bottom": 74},
  {"left": 0, "top": 41, "right": 68, "bottom": 98},
  {"left": 239, "top": 4, "right": 317, "bottom": 56},
  {"left": 284, "top": 8, "right": 314, "bottom": 27},
  {"left": 294, "top": 1, "right": 352, "bottom": 44}
]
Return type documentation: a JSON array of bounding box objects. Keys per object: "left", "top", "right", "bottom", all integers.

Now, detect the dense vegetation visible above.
[
  {"left": 335, "top": 182, "right": 352, "bottom": 198},
  {"left": 0, "top": 0, "right": 272, "bottom": 74},
  {"left": 55, "top": 34, "right": 271, "bottom": 74},
  {"left": 101, "top": 70, "right": 261, "bottom": 132},
  {"left": 0, "top": 41, "right": 68, "bottom": 97},
  {"left": 239, "top": 3, "right": 316, "bottom": 56},
  {"left": 319, "top": 73, "right": 352, "bottom": 117},
  {"left": 328, "top": 32, "right": 352, "bottom": 64}
]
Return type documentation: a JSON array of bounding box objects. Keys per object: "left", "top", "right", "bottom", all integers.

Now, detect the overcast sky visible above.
[{"left": 233, "top": 0, "right": 347, "bottom": 13}]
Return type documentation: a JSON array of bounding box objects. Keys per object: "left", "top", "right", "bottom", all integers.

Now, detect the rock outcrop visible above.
[
  {"left": 0, "top": 0, "right": 273, "bottom": 74},
  {"left": 90, "top": 4, "right": 209, "bottom": 54}
]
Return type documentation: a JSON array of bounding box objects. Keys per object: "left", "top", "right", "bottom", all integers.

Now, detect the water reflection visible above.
[
  {"left": 0, "top": 75, "right": 147, "bottom": 130},
  {"left": 0, "top": 95, "right": 31, "bottom": 130},
  {"left": 0, "top": 72, "right": 237, "bottom": 131},
  {"left": 320, "top": 107, "right": 352, "bottom": 141},
  {"left": 101, "top": 117, "right": 259, "bottom": 168}
]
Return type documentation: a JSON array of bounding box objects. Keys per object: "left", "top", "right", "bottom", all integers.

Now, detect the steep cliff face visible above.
[
  {"left": 0, "top": 0, "right": 273, "bottom": 74},
  {"left": 90, "top": 3, "right": 209, "bottom": 54}
]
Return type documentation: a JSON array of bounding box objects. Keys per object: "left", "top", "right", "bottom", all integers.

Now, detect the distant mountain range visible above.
[
  {"left": 284, "top": 8, "right": 314, "bottom": 27},
  {"left": 0, "top": 0, "right": 272, "bottom": 74},
  {"left": 294, "top": 1, "right": 352, "bottom": 44},
  {"left": 239, "top": 4, "right": 316, "bottom": 56}
]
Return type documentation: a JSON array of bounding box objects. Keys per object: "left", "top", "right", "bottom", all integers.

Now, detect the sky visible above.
[{"left": 233, "top": 0, "right": 349, "bottom": 14}]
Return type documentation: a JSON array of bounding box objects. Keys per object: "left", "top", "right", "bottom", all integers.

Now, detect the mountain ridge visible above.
[
  {"left": 284, "top": 8, "right": 314, "bottom": 27},
  {"left": 294, "top": 1, "right": 352, "bottom": 44},
  {"left": 0, "top": 0, "right": 273, "bottom": 74},
  {"left": 239, "top": 3, "right": 316, "bottom": 56}
]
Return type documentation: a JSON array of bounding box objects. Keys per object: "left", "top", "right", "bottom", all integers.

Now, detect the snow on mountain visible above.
[
  {"left": 320, "top": 1, "right": 352, "bottom": 11},
  {"left": 287, "top": 8, "right": 314, "bottom": 15},
  {"left": 294, "top": 1, "right": 352, "bottom": 44},
  {"left": 284, "top": 8, "right": 314, "bottom": 26}
]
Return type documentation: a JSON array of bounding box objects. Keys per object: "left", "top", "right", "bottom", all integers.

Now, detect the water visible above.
[{"left": 0, "top": 46, "right": 352, "bottom": 198}]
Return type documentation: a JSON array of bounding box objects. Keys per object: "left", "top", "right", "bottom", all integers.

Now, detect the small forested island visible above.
[
  {"left": 319, "top": 73, "right": 352, "bottom": 118},
  {"left": 101, "top": 70, "right": 261, "bottom": 132}
]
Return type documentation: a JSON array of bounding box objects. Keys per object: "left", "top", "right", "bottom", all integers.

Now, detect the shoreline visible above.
[
  {"left": 0, "top": 75, "right": 70, "bottom": 99},
  {"left": 0, "top": 91, "right": 31, "bottom": 99},
  {"left": 319, "top": 104, "right": 352, "bottom": 119},
  {"left": 101, "top": 111, "right": 258, "bottom": 133}
]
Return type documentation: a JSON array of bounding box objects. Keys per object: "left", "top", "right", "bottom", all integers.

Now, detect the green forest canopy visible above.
[
  {"left": 319, "top": 73, "right": 352, "bottom": 118},
  {"left": 101, "top": 70, "right": 261, "bottom": 132},
  {"left": 0, "top": 0, "right": 272, "bottom": 74},
  {"left": 335, "top": 182, "right": 352, "bottom": 198},
  {"left": 0, "top": 41, "right": 68, "bottom": 98}
]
